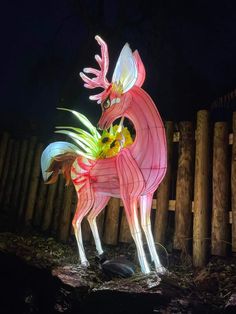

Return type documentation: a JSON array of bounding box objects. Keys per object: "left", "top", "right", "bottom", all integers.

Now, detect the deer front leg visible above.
[
  {"left": 72, "top": 185, "right": 94, "bottom": 267},
  {"left": 140, "top": 193, "right": 166, "bottom": 274},
  {"left": 123, "top": 197, "right": 150, "bottom": 274},
  {"left": 117, "top": 148, "right": 149, "bottom": 273},
  {"left": 87, "top": 195, "right": 110, "bottom": 256},
  {"left": 72, "top": 223, "right": 89, "bottom": 267}
]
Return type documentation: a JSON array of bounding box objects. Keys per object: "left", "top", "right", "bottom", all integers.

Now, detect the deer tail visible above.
[{"left": 41, "top": 141, "right": 79, "bottom": 185}]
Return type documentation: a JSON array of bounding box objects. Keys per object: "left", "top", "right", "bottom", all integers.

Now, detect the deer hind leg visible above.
[
  {"left": 87, "top": 194, "right": 110, "bottom": 256},
  {"left": 72, "top": 184, "right": 94, "bottom": 267},
  {"left": 140, "top": 193, "right": 166, "bottom": 274},
  {"left": 123, "top": 197, "right": 150, "bottom": 274},
  {"left": 116, "top": 148, "right": 149, "bottom": 273}
]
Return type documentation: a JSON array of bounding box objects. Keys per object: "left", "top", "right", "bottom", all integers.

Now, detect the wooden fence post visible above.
[
  {"left": 0, "top": 132, "right": 10, "bottom": 178},
  {"left": 51, "top": 176, "right": 65, "bottom": 234},
  {"left": 3, "top": 141, "right": 20, "bottom": 212},
  {"left": 33, "top": 179, "right": 48, "bottom": 227},
  {"left": 24, "top": 143, "right": 43, "bottom": 226},
  {"left": 97, "top": 210, "right": 106, "bottom": 238},
  {"left": 193, "top": 110, "right": 210, "bottom": 267},
  {"left": 41, "top": 183, "right": 57, "bottom": 232},
  {"left": 18, "top": 136, "right": 37, "bottom": 220},
  {"left": 154, "top": 121, "right": 174, "bottom": 244},
  {"left": 57, "top": 184, "right": 74, "bottom": 242},
  {"left": 0, "top": 139, "right": 14, "bottom": 205},
  {"left": 211, "top": 122, "right": 229, "bottom": 256},
  {"left": 232, "top": 112, "right": 236, "bottom": 253},
  {"left": 82, "top": 221, "right": 92, "bottom": 241},
  {"left": 70, "top": 190, "right": 78, "bottom": 237},
  {"left": 11, "top": 140, "right": 28, "bottom": 211},
  {"left": 119, "top": 207, "right": 132, "bottom": 243},
  {"left": 174, "top": 122, "right": 194, "bottom": 252},
  {"left": 103, "top": 197, "right": 120, "bottom": 245}
]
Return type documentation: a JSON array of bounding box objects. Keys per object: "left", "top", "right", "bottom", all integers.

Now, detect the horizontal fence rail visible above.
[{"left": 0, "top": 110, "right": 235, "bottom": 267}]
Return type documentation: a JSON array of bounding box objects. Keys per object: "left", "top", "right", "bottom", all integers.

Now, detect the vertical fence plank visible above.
[
  {"left": 41, "top": 183, "right": 58, "bottom": 231},
  {"left": 57, "top": 184, "right": 74, "bottom": 242},
  {"left": 232, "top": 112, "right": 236, "bottom": 253},
  {"left": 119, "top": 208, "right": 132, "bottom": 243},
  {"left": 18, "top": 136, "right": 37, "bottom": 220},
  {"left": 0, "top": 139, "right": 14, "bottom": 205},
  {"left": 97, "top": 210, "right": 106, "bottom": 238},
  {"left": 82, "top": 218, "right": 92, "bottom": 242},
  {"left": 51, "top": 176, "right": 65, "bottom": 234},
  {"left": 154, "top": 121, "right": 174, "bottom": 244},
  {"left": 0, "top": 132, "right": 10, "bottom": 178},
  {"left": 103, "top": 197, "right": 120, "bottom": 245},
  {"left": 3, "top": 141, "right": 20, "bottom": 212},
  {"left": 193, "top": 110, "right": 210, "bottom": 267},
  {"left": 211, "top": 122, "right": 229, "bottom": 256},
  {"left": 24, "top": 143, "right": 43, "bottom": 226},
  {"left": 33, "top": 180, "right": 48, "bottom": 227},
  {"left": 11, "top": 140, "right": 28, "bottom": 211},
  {"left": 174, "top": 122, "right": 194, "bottom": 252},
  {"left": 70, "top": 190, "right": 78, "bottom": 238}
]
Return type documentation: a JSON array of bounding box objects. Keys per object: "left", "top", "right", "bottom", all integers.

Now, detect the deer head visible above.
[{"left": 80, "top": 36, "right": 146, "bottom": 129}]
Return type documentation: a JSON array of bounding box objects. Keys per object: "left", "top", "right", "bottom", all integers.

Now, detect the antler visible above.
[{"left": 80, "top": 35, "right": 110, "bottom": 103}]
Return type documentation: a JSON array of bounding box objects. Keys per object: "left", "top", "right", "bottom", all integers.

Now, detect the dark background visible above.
[{"left": 1, "top": 0, "right": 236, "bottom": 139}]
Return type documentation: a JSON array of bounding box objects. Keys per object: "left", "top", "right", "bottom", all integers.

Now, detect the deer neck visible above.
[{"left": 125, "top": 86, "right": 164, "bottom": 161}]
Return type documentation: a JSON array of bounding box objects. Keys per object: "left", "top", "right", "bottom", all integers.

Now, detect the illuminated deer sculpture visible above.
[{"left": 41, "top": 36, "right": 167, "bottom": 274}]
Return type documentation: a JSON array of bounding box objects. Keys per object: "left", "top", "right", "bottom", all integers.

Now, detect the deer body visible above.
[
  {"left": 71, "top": 86, "right": 166, "bottom": 274},
  {"left": 82, "top": 86, "right": 166, "bottom": 197},
  {"left": 42, "top": 36, "right": 167, "bottom": 274}
]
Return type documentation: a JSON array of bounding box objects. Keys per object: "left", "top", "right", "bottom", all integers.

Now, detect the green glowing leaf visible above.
[
  {"left": 57, "top": 108, "right": 100, "bottom": 139},
  {"left": 55, "top": 130, "right": 92, "bottom": 153},
  {"left": 55, "top": 126, "right": 98, "bottom": 151}
]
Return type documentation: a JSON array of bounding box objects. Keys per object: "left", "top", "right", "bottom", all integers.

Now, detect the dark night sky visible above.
[{"left": 1, "top": 0, "right": 236, "bottom": 138}]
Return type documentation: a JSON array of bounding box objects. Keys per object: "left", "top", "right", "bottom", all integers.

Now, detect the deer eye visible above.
[{"left": 102, "top": 98, "right": 111, "bottom": 110}]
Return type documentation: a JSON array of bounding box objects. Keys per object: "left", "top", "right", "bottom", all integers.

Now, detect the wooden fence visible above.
[{"left": 0, "top": 110, "right": 235, "bottom": 267}]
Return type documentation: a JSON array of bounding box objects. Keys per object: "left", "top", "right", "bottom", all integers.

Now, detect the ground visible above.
[{"left": 0, "top": 232, "right": 235, "bottom": 313}]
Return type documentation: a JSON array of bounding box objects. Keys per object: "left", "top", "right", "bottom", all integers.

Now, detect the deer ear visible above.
[
  {"left": 133, "top": 50, "right": 146, "bottom": 87},
  {"left": 112, "top": 43, "right": 138, "bottom": 93}
]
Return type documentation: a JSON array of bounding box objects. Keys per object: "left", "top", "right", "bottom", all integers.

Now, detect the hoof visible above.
[
  {"left": 142, "top": 268, "right": 151, "bottom": 275},
  {"left": 96, "top": 252, "right": 108, "bottom": 264},
  {"left": 155, "top": 266, "right": 168, "bottom": 275},
  {"left": 81, "top": 260, "right": 90, "bottom": 268}
]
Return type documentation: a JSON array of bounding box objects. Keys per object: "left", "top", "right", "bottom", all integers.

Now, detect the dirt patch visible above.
[{"left": 0, "top": 232, "right": 235, "bottom": 313}]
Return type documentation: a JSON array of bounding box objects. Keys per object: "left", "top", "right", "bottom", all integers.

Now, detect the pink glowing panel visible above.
[{"left": 42, "top": 35, "right": 167, "bottom": 274}]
